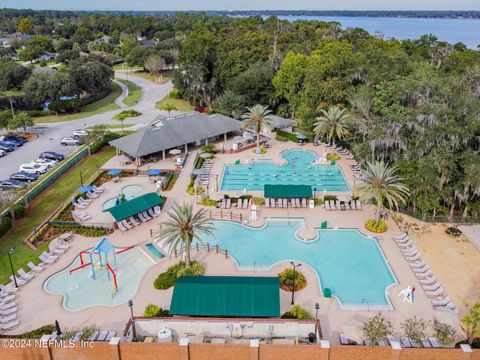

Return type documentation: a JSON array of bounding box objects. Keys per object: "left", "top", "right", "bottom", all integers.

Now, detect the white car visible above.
[
  {"left": 61, "top": 137, "right": 81, "bottom": 146},
  {"left": 34, "top": 158, "right": 57, "bottom": 168},
  {"left": 0, "top": 149, "right": 5, "bottom": 157},
  {"left": 72, "top": 129, "right": 90, "bottom": 137},
  {"left": 19, "top": 163, "right": 48, "bottom": 175}
]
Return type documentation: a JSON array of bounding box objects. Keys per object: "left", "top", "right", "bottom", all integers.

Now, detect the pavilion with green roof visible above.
[
  {"left": 103, "top": 192, "right": 164, "bottom": 222},
  {"left": 170, "top": 276, "right": 280, "bottom": 318}
]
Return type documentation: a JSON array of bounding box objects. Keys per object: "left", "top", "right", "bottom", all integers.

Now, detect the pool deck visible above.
[{"left": 5, "top": 141, "right": 464, "bottom": 342}]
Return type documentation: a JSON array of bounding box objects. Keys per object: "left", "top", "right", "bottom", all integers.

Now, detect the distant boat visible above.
[{"left": 374, "top": 30, "right": 385, "bottom": 38}]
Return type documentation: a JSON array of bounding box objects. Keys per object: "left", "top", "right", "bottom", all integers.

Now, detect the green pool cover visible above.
[
  {"left": 170, "top": 276, "right": 280, "bottom": 317},
  {"left": 264, "top": 184, "right": 313, "bottom": 198}
]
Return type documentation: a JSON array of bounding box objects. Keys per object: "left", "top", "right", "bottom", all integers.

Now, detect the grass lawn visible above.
[
  {"left": 156, "top": 96, "right": 194, "bottom": 112},
  {"left": 33, "top": 83, "right": 122, "bottom": 123},
  {"left": 116, "top": 78, "right": 141, "bottom": 106},
  {"left": 89, "top": 123, "right": 135, "bottom": 130},
  {"left": 112, "top": 62, "right": 142, "bottom": 71},
  {"left": 0, "top": 146, "right": 116, "bottom": 285}
]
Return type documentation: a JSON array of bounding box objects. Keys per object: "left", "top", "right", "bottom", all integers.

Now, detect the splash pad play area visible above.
[{"left": 43, "top": 238, "right": 154, "bottom": 311}]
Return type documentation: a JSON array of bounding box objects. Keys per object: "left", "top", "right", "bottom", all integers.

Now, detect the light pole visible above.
[
  {"left": 128, "top": 300, "right": 137, "bottom": 341},
  {"left": 215, "top": 175, "right": 219, "bottom": 193},
  {"left": 315, "top": 303, "right": 320, "bottom": 319},
  {"left": 8, "top": 248, "right": 17, "bottom": 288},
  {"left": 9, "top": 98, "right": 15, "bottom": 118},
  {"left": 290, "top": 261, "right": 302, "bottom": 305}
]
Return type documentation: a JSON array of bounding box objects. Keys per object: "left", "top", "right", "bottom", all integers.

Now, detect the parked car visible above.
[
  {"left": 0, "top": 179, "right": 28, "bottom": 190},
  {"left": 1, "top": 139, "right": 22, "bottom": 147},
  {"left": 34, "top": 158, "right": 57, "bottom": 168},
  {"left": 72, "top": 129, "right": 90, "bottom": 137},
  {"left": 10, "top": 171, "right": 38, "bottom": 182},
  {"left": 3, "top": 134, "right": 26, "bottom": 143},
  {"left": 0, "top": 142, "right": 15, "bottom": 152},
  {"left": 0, "top": 149, "right": 5, "bottom": 157},
  {"left": 60, "top": 137, "right": 80, "bottom": 146},
  {"left": 19, "top": 163, "right": 48, "bottom": 175},
  {"left": 39, "top": 151, "right": 65, "bottom": 161}
]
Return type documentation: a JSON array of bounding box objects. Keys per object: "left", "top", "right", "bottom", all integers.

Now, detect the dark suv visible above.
[
  {"left": 10, "top": 172, "right": 39, "bottom": 182},
  {"left": 39, "top": 151, "right": 65, "bottom": 161},
  {"left": 4, "top": 135, "right": 26, "bottom": 144}
]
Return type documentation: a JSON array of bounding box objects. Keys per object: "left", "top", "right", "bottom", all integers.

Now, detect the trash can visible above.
[
  {"left": 323, "top": 288, "right": 332, "bottom": 298},
  {"left": 321, "top": 220, "right": 327, "bottom": 229},
  {"left": 308, "top": 332, "right": 316, "bottom": 343},
  {"left": 330, "top": 160, "right": 336, "bottom": 165}
]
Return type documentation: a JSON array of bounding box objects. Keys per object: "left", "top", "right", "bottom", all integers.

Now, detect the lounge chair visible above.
[
  {"left": 75, "top": 212, "right": 91, "bottom": 221},
  {"left": 97, "top": 331, "right": 108, "bottom": 341},
  {"left": 425, "top": 287, "right": 444, "bottom": 297},
  {"left": 270, "top": 199, "right": 276, "bottom": 208},
  {"left": 28, "top": 262, "right": 44, "bottom": 273},
  {"left": 18, "top": 269, "right": 34, "bottom": 281},
  {"left": 39, "top": 254, "right": 55, "bottom": 265},
  {"left": 142, "top": 211, "right": 152, "bottom": 220},
  {"left": 237, "top": 199, "right": 243, "bottom": 208},
  {"left": 329, "top": 201, "right": 337, "bottom": 211},
  {"left": 1, "top": 314, "right": 17, "bottom": 324},
  {"left": 89, "top": 331, "right": 99, "bottom": 341},
  {"left": 121, "top": 219, "right": 133, "bottom": 229},
  {"left": 302, "top": 198, "right": 307, "bottom": 208},
  {"left": 0, "top": 307, "right": 16, "bottom": 316},
  {"left": 105, "top": 331, "right": 116, "bottom": 341},
  {"left": 339, "top": 333, "right": 349, "bottom": 345},
  {"left": 51, "top": 244, "right": 66, "bottom": 255},
  {"left": 154, "top": 206, "right": 161, "bottom": 215},
  {"left": 422, "top": 282, "right": 442, "bottom": 292},
  {"left": 283, "top": 199, "right": 288, "bottom": 208},
  {"left": 386, "top": 335, "right": 396, "bottom": 345},
  {"left": 394, "top": 236, "right": 411, "bottom": 244},
  {"left": 290, "top": 199, "right": 296, "bottom": 208},
  {"left": 117, "top": 221, "right": 128, "bottom": 232},
  {"left": 404, "top": 253, "right": 420, "bottom": 262},
  {"left": 409, "top": 338, "right": 421, "bottom": 348},
  {"left": 78, "top": 197, "right": 91, "bottom": 205},
  {"left": 402, "top": 248, "right": 418, "bottom": 256},
  {"left": 349, "top": 201, "right": 356, "bottom": 210},
  {"left": 56, "top": 242, "right": 71, "bottom": 251},
  {"left": 400, "top": 336, "right": 412, "bottom": 348},
  {"left": 412, "top": 265, "right": 431, "bottom": 274},
  {"left": 147, "top": 208, "right": 158, "bottom": 218},
  {"left": 419, "top": 276, "right": 437, "bottom": 285},
  {"left": 0, "top": 301, "right": 16, "bottom": 310},
  {"left": 0, "top": 285, "right": 18, "bottom": 294},
  {"left": 355, "top": 200, "right": 362, "bottom": 210},
  {"left": 0, "top": 295, "right": 15, "bottom": 304},
  {"left": 86, "top": 191, "right": 99, "bottom": 199},
  {"left": 93, "top": 185, "right": 105, "bottom": 193},
  {"left": 226, "top": 198, "right": 231, "bottom": 209},
  {"left": 128, "top": 217, "right": 140, "bottom": 226},
  {"left": 428, "top": 337, "right": 440, "bottom": 348},
  {"left": 325, "top": 201, "right": 331, "bottom": 211},
  {"left": 42, "top": 251, "right": 58, "bottom": 261},
  {"left": 416, "top": 269, "right": 433, "bottom": 278},
  {"left": 220, "top": 199, "right": 225, "bottom": 209},
  {"left": 73, "top": 201, "right": 87, "bottom": 209},
  {"left": 265, "top": 198, "right": 270, "bottom": 208},
  {"left": 73, "top": 332, "right": 83, "bottom": 341},
  {"left": 0, "top": 320, "right": 19, "bottom": 330},
  {"left": 296, "top": 199, "right": 302, "bottom": 208},
  {"left": 410, "top": 261, "right": 428, "bottom": 269},
  {"left": 243, "top": 199, "right": 249, "bottom": 209},
  {"left": 393, "top": 232, "right": 408, "bottom": 241},
  {"left": 398, "top": 240, "right": 415, "bottom": 248},
  {"left": 421, "top": 338, "right": 432, "bottom": 348},
  {"left": 10, "top": 276, "right": 26, "bottom": 287}
]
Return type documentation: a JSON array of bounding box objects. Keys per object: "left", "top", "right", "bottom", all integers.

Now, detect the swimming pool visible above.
[
  {"left": 43, "top": 246, "right": 154, "bottom": 311},
  {"left": 220, "top": 149, "right": 349, "bottom": 192},
  {"left": 161, "top": 219, "right": 396, "bottom": 309},
  {"left": 102, "top": 184, "right": 144, "bottom": 210}
]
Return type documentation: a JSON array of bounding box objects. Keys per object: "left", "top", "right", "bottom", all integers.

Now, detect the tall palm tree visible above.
[
  {"left": 356, "top": 161, "right": 410, "bottom": 224},
  {"left": 462, "top": 303, "right": 480, "bottom": 345},
  {"left": 241, "top": 104, "right": 273, "bottom": 151},
  {"left": 159, "top": 202, "right": 215, "bottom": 266},
  {"left": 314, "top": 106, "right": 350, "bottom": 146}
]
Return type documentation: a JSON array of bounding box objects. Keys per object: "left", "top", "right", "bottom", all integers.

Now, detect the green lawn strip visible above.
[
  {"left": 156, "top": 97, "right": 194, "bottom": 112},
  {"left": 33, "top": 83, "right": 122, "bottom": 123},
  {"left": 116, "top": 78, "right": 141, "bottom": 106},
  {"left": 0, "top": 146, "right": 116, "bottom": 284},
  {"left": 89, "top": 123, "right": 135, "bottom": 129},
  {"left": 112, "top": 63, "right": 143, "bottom": 71}
]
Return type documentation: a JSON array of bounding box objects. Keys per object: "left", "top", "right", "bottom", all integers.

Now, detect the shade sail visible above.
[
  {"left": 170, "top": 276, "right": 280, "bottom": 318},
  {"left": 103, "top": 192, "right": 164, "bottom": 222},
  {"left": 264, "top": 184, "right": 312, "bottom": 198}
]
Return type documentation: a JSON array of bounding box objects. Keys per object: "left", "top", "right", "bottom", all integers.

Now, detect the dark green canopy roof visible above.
[
  {"left": 103, "top": 192, "right": 164, "bottom": 222},
  {"left": 170, "top": 276, "right": 280, "bottom": 318},
  {"left": 264, "top": 184, "right": 313, "bottom": 198}
]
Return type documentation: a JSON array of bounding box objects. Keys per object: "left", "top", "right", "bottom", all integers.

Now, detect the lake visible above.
[{"left": 275, "top": 16, "right": 480, "bottom": 49}]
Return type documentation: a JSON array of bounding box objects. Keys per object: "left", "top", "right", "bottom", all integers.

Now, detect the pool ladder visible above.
[{"left": 362, "top": 298, "right": 370, "bottom": 312}]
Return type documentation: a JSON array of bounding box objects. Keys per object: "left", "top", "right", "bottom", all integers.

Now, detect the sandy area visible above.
[{"left": 394, "top": 214, "right": 480, "bottom": 313}]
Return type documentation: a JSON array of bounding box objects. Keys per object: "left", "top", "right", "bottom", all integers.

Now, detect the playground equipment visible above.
[
  {"left": 398, "top": 285, "right": 415, "bottom": 303},
  {"left": 69, "top": 237, "right": 134, "bottom": 296}
]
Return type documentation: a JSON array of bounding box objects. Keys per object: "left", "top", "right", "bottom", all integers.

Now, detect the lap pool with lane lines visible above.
[
  {"left": 182, "top": 219, "right": 396, "bottom": 309},
  {"left": 220, "top": 149, "right": 350, "bottom": 192}
]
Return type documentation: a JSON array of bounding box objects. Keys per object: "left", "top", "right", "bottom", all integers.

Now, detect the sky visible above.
[{"left": 1, "top": 0, "right": 479, "bottom": 11}]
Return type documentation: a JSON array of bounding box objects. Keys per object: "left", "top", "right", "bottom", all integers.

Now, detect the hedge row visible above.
[{"left": 89, "top": 131, "right": 121, "bottom": 154}]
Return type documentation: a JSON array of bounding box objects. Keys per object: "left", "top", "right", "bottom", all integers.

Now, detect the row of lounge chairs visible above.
[
  {"left": 393, "top": 232, "right": 460, "bottom": 315},
  {"left": 340, "top": 332, "right": 441, "bottom": 348},
  {"left": 220, "top": 198, "right": 231, "bottom": 209},
  {"left": 117, "top": 206, "right": 161, "bottom": 232},
  {"left": 237, "top": 198, "right": 250, "bottom": 209},
  {"left": 72, "top": 185, "right": 104, "bottom": 213},
  {"left": 265, "top": 198, "right": 308, "bottom": 208},
  {"left": 325, "top": 200, "right": 362, "bottom": 211},
  {"left": 198, "top": 159, "right": 213, "bottom": 187},
  {"left": 48, "top": 330, "right": 117, "bottom": 342},
  {"left": 0, "top": 241, "right": 71, "bottom": 331}
]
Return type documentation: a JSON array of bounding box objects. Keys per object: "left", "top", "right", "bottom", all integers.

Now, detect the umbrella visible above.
[
  {"left": 107, "top": 169, "right": 122, "bottom": 175},
  {"left": 169, "top": 149, "right": 182, "bottom": 155},
  {"left": 296, "top": 134, "right": 307, "bottom": 140},
  {"left": 55, "top": 320, "right": 62, "bottom": 336},
  {"left": 147, "top": 169, "right": 161, "bottom": 176},
  {"left": 115, "top": 197, "right": 120, "bottom": 206},
  {"left": 250, "top": 205, "right": 257, "bottom": 222},
  {"left": 192, "top": 169, "right": 210, "bottom": 175},
  {"left": 77, "top": 185, "right": 93, "bottom": 194},
  {"left": 199, "top": 153, "right": 212, "bottom": 158}
]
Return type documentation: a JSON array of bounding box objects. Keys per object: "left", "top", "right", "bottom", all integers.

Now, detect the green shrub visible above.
[
  {"left": 113, "top": 109, "right": 141, "bottom": 120},
  {"left": 169, "top": 88, "right": 181, "bottom": 99},
  {"left": 326, "top": 152, "right": 341, "bottom": 161},
  {"left": 281, "top": 305, "right": 313, "bottom": 319},
  {"left": 48, "top": 99, "right": 80, "bottom": 114},
  {"left": 0, "top": 216, "right": 12, "bottom": 237},
  {"left": 89, "top": 131, "right": 121, "bottom": 154},
  {"left": 365, "top": 219, "right": 388, "bottom": 233},
  {"left": 1, "top": 324, "right": 55, "bottom": 339},
  {"left": 314, "top": 198, "right": 324, "bottom": 206},
  {"left": 275, "top": 135, "right": 289, "bottom": 142},
  {"left": 323, "top": 195, "right": 338, "bottom": 201},
  {"left": 153, "top": 261, "right": 204, "bottom": 290},
  {"left": 200, "top": 197, "right": 218, "bottom": 206},
  {"left": 13, "top": 203, "right": 26, "bottom": 219},
  {"left": 278, "top": 268, "right": 306, "bottom": 291},
  {"left": 201, "top": 143, "right": 216, "bottom": 154},
  {"left": 144, "top": 304, "right": 160, "bottom": 317},
  {"left": 80, "top": 325, "right": 99, "bottom": 341},
  {"left": 253, "top": 197, "right": 265, "bottom": 206}
]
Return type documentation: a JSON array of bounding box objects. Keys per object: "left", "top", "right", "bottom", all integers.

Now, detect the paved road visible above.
[{"left": 0, "top": 72, "right": 173, "bottom": 180}]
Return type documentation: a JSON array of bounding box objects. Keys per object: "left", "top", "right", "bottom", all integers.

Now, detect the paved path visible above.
[{"left": 0, "top": 72, "right": 173, "bottom": 179}]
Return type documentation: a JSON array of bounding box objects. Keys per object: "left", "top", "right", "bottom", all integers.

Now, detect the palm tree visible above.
[
  {"left": 159, "top": 202, "right": 215, "bottom": 266},
  {"left": 241, "top": 105, "right": 273, "bottom": 152},
  {"left": 356, "top": 161, "right": 410, "bottom": 224},
  {"left": 313, "top": 106, "right": 350, "bottom": 146},
  {"left": 462, "top": 303, "right": 480, "bottom": 345}
]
